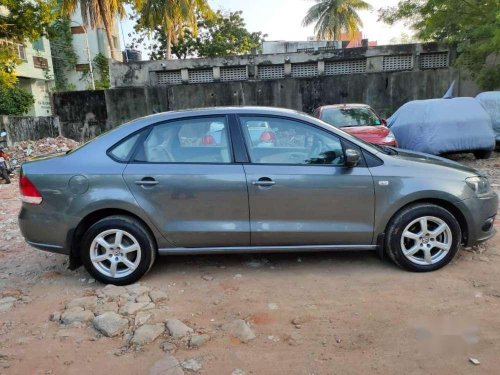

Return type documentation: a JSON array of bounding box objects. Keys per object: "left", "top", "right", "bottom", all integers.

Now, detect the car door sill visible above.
[{"left": 158, "top": 244, "right": 377, "bottom": 255}]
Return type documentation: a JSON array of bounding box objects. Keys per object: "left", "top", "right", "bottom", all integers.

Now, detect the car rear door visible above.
[
  {"left": 122, "top": 115, "right": 250, "bottom": 248},
  {"left": 237, "top": 115, "right": 375, "bottom": 246}
]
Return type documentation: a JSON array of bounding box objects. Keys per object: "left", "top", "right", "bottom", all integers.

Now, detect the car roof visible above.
[{"left": 317, "top": 103, "right": 371, "bottom": 110}]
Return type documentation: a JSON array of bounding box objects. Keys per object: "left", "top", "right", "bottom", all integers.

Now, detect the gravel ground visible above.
[{"left": 0, "top": 151, "right": 499, "bottom": 374}]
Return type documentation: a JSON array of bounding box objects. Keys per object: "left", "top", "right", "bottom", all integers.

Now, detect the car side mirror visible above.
[{"left": 345, "top": 149, "right": 361, "bottom": 167}]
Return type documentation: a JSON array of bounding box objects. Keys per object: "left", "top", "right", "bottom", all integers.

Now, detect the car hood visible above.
[
  {"left": 342, "top": 125, "right": 389, "bottom": 138},
  {"left": 392, "top": 149, "right": 483, "bottom": 176}
]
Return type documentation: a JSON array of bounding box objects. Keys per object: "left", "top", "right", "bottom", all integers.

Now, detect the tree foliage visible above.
[
  {"left": 302, "top": 0, "right": 372, "bottom": 40},
  {"left": 150, "top": 10, "right": 265, "bottom": 59},
  {"left": 136, "top": 0, "right": 212, "bottom": 59},
  {"left": 0, "top": 0, "right": 56, "bottom": 88},
  {"left": 49, "top": 17, "right": 78, "bottom": 92},
  {"left": 379, "top": 0, "right": 500, "bottom": 90},
  {"left": 0, "top": 85, "right": 34, "bottom": 115}
]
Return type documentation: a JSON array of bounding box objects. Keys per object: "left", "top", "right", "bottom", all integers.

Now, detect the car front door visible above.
[
  {"left": 122, "top": 115, "right": 250, "bottom": 248},
  {"left": 238, "top": 115, "right": 375, "bottom": 246}
]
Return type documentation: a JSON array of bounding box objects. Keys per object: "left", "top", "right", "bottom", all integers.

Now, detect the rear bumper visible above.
[
  {"left": 457, "top": 192, "right": 498, "bottom": 247},
  {"left": 18, "top": 205, "right": 72, "bottom": 255}
]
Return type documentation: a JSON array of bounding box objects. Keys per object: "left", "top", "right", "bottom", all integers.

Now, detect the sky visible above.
[{"left": 119, "top": 0, "right": 410, "bottom": 59}]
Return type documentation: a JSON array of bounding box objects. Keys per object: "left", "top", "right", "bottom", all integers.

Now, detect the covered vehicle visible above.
[
  {"left": 387, "top": 97, "right": 495, "bottom": 158},
  {"left": 476, "top": 91, "right": 500, "bottom": 143}
]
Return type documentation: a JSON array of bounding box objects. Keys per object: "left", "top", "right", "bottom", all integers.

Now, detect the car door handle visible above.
[
  {"left": 135, "top": 178, "right": 159, "bottom": 186},
  {"left": 252, "top": 178, "right": 276, "bottom": 187}
]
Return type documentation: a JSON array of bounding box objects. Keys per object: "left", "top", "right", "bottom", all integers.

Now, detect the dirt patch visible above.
[{"left": 0, "top": 153, "right": 499, "bottom": 374}]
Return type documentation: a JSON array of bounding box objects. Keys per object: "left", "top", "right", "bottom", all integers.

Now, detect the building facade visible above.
[
  {"left": 14, "top": 37, "right": 55, "bottom": 116},
  {"left": 65, "top": 5, "right": 123, "bottom": 90}
]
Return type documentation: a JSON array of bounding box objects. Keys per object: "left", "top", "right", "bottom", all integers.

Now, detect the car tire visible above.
[
  {"left": 473, "top": 150, "right": 492, "bottom": 159},
  {"left": 81, "top": 215, "right": 157, "bottom": 285},
  {"left": 385, "top": 204, "right": 461, "bottom": 272}
]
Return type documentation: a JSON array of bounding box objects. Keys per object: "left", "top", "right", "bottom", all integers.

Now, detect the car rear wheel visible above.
[
  {"left": 385, "top": 204, "right": 461, "bottom": 272},
  {"left": 81, "top": 215, "right": 156, "bottom": 285}
]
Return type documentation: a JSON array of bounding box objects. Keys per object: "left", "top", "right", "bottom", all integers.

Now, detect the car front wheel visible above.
[
  {"left": 81, "top": 215, "right": 156, "bottom": 285},
  {"left": 386, "top": 204, "right": 461, "bottom": 272}
]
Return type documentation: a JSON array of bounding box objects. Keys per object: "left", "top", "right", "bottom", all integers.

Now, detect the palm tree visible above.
[
  {"left": 302, "top": 0, "right": 372, "bottom": 41},
  {"left": 137, "top": 0, "right": 212, "bottom": 59},
  {"left": 61, "top": 0, "right": 126, "bottom": 60}
]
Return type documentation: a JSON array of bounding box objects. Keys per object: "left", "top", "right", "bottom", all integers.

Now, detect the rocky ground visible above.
[{"left": 0, "top": 151, "right": 499, "bottom": 375}]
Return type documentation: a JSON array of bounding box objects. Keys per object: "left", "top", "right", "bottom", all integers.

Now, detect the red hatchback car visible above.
[{"left": 313, "top": 104, "right": 398, "bottom": 147}]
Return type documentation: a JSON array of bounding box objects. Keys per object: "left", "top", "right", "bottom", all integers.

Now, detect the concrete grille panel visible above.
[
  {"left": 291, "top": 63, "right": 319, "bottom": 78},
  {"left": 220, "top": 66, "right": 247, "bottom": 82},
  {"left": 188, "top": 69, "right": 214, "bottom": 83},
  {"left": 257, "top": 65, "right": 285, "bottom": 80},
  {"left": 420, "top": 52, "right": 449, "bottom": 69},
  {"left": 325, "top": 59, "right": 366, "bottom": 75},
  {"left": 157, "top": 70, "right": 182, "bottom": 85},
  {"left": 383, "top": 55, "right": 413, "bottom": 71}
]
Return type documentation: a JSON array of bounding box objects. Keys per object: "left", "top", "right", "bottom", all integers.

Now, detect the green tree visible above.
[
  {"left": 0, "top": 85, "right": 34, "bottom": 115},
  {"left": 49, "top": 17, "right": 78, "bottom": 91},
  {"left": 302, "top": 0, "right": 372, "bottom": 40},
  {"left": 137, "top": 0, "right": 212, "bottom": 59},
  {"left": 150, "top": 10, "right": 265, "bottom": 59},
  {"left": 0, "top": 0, "right": 56, "bottom": 87},
  {"left": 379, "top": 0, "right": 500, "bottom": 90},
  {"left": 60, "top": 0, "right": 126, "bottom": 60}
]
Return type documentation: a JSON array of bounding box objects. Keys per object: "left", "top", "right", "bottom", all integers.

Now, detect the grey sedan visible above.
[{"left": 18, "top": 107, "right": 498, "bottom": 284}]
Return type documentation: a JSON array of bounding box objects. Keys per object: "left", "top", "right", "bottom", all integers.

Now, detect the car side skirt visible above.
[{"left": 158, "top": 244, "right": 377, "bottom": 255}]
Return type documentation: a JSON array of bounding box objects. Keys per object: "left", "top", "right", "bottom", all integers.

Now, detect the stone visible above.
[
  {"left": 224, "top": 319, "right": 255, "bottom": 343},
  {"left": 94, "top": 302, "right": 119, "bottom": 316},
  {"left": 0, "top": 297, "right": 15, "bottom": 312},
  {"left": 160, "top": 341, "right": 177, "bottom": 353},
  {"left": 93, "top": 312, "right": 129, "bottom": 337},
  {"left": 202, "top": 274, "right": 214, "bottom": 281},
  {"left": 136, "top": 294, "right": 152, "bottom": 303},
  {"left": 101, "top": 285, "right": 128, "bottom": 299},
  {"left": 49, "top": 311, "right": 61, "bottom": 322},
  {"left": 146, "top": 309, "right": 170, "bottom": 324},
  {"left": 189, "top": 334, "right": 210, "bottom": 347},
  {"left": 181, "top": 359, "right": 202, "bottom": 372},
  {"left": 166, "top": 319, "right": 193, "bottom": 338},
  {"left": 131, "top": 324, "right": 165, "bottom": 345},
  {"left": 0, "top": 297, "right": 17, "bottom": 305},
  {"left": 268, "top": 303, "right": 278, "bottom": 310},
  {"left": 135, "top": 311, "right": 153, "bottom": 327},
  {"left": 149, "top": 290, "right": 168, "bottom": 303},
  {"left": 232, "top": 370, "right": 246, "bottom": 375},
  {"left": 61, "top": 307, "right": 94, "bottom": 325},
  {"left": 149, "top": 354, "right": 183, "bottom": 375},
  {"left": 66, "top": 296, "right": 97, "bottom": 311},
  {"left": 126, "top": 284, "right": 151, "bottom": 296},
  {"left": 119, "top": 302, "right": 150, "bottom": 316},
  {"left": 0, "top": 288, "right": 22, "bottom": 298}
]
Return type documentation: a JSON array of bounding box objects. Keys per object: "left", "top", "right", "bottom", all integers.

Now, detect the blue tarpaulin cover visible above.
[
  {"left": 387, "top": 97, "right": 495, "bottom": 155},
  {"left": 476, "top": 91, "right": 500, "bottom": 141}
]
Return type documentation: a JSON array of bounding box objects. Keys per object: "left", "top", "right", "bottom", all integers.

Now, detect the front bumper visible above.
[{"left": 457, "top": 192, "right": 498, "bottom": 247}]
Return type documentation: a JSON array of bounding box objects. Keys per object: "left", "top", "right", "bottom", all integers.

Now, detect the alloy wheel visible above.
[
  {"left": 400, "top": 216, "right": 452, "bottom": 266},
  {"left": 90, "top": 229, "right": 142, "bottom": 278}
]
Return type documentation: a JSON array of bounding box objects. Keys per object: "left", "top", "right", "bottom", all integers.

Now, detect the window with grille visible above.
[
  {"left": 257, "top": 65, "right": 285, "bottom": 80},
  {"left": 383, "top": 55, "right": 413, "bottom": 71},
  {"left": 420, "top": 52, "right": 449, "bottom": 69},
  {"left": 188, "top": 69, "right": 214, "bottom": 83},
  {"left": 33, "top": 56, "right": 48, "bottom": 69},
  {"left": 220, "top": 66, "right": 247, "bottom": 82},
  {"left": 157, "top": 70, "right": 182, "bottom": 85},
  {"left": 291, "top": 63, "right": 318, "bottom": 78},
  {"left": 297, "top": 48, "right": 315, "bottom": 53},
  {"left": 325, "top": 59, "right": 366, "bottom": 75}
]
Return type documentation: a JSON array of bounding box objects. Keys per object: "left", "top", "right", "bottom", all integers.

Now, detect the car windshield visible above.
[{"left": 321, "top": 107, "right": 381, "bottom": 127}]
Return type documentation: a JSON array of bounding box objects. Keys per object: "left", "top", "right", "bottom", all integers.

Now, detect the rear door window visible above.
[{"left": 135, "top": 117, "right": 232, "bottom": 163}]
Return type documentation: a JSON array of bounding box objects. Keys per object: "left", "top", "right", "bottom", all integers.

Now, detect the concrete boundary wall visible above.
[{"left": 1, "top": 116, "right": 61, "bottom": 145}]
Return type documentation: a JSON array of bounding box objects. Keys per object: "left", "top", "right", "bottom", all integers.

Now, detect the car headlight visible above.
[
  {"left": 382, "top": 132, "right": 396, "bottom": 143},
  {"left": 466, "top": 176, "right": 491, "bottom": 194}
]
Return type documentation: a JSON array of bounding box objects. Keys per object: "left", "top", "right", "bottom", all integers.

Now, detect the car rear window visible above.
[
  {"left": 108, "top": 132, "right": 142, "bottom": 162},
  {"left": 321, "top": 107, "right": 381, "bottom": 127}
]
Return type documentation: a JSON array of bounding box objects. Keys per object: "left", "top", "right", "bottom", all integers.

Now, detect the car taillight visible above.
[
  {"left": 202, "top": 135, "right": 215, "bottom": 145},
  {"left": 260, "top": 131, "right": 276, "bottom": 143},
  {"left": 19, "top": 176, "right": 42, "bottom": 204}
]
